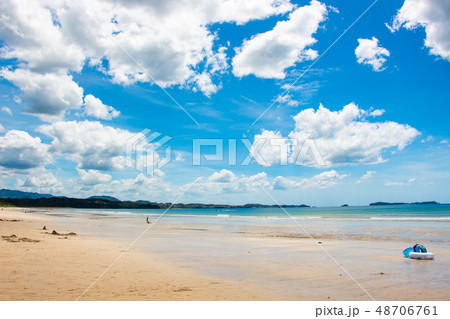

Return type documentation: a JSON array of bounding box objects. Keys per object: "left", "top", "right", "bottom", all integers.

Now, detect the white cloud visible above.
[
  {"left": 0, "top": 0, "right": 86, "bottom": 73},
  {"left": 1, "top": 107, "right": 12, "bottom": 116},
  {"left": 278, "top": 80, "right": 321, "bottom": 106},
  {"left": 0, "top": 0, "right": 295, "bottom": 99},
  {"left": 20, "top": 170, "right": 60, "bottom": 188},
  {"left": 0, "top": 69, "right": 83, "bottom": 120},
  {"left": 369, "top": 109, "right": 385, "bottom": 117},
  {"left": 300, "top": 170, "right": 347, "bottom": 188},
  {"left": 273, "top": 176, "right": 301, "bottom": 189},
  {"left": 385, "top": 177, "right": 416, "bottom": 186},
  {"left": 232, "top": 0, "right": 328, "bottom": 78},
  {"left": 208, "top": 169, "right": 237, "bottom": 183},
  {"left": 389, "top": 0, "right": 450, "bottom": 61},
  {"left": 276, "top": 93, "right": 300, "bottom": 107},
  {"left": 0, "top": 130, "right": 52, "bottom": 169},
  {"left": 440, "top": 139, "right": 448, "bottom": 144},
  {"left": 421, "top": 135, "right": 434, "bottom": 143},
  {"left": 250, "top": 103, "right": 419, "bottom": 167},
  {"left": 77, "top": 168, "right": 112, "bottom": 185},
  {"left": 288, "top": 103, "right": 419, "bottom": 166},
  {"left": 74, "top": 172, "right": 167, "bottom": 199},
  {"left": 355, "top": 37, "right": 390, "bottom": 71},
  {"left": 0, "top": 124, "right": 4, "bottom": 132},
  {"left": 38, "top": 120, "right": 136, "bottom": 170},
  {"left": 83, "top": 94, "right": 120, "bottom": 120},
  {"left": 250, "top": 130, "right": 289, "bottom": 166},
  {"left": 356, "top": 170, "right": 376, "bottom": 184},
  {"left": 187, "top": 171, "right": 269, "bottom": 195},
  {"left": 273, "top": 170, "right": 347, "bottom": 189},
  {"left": 14, "top": 168, "right": 63, "bottom": 195}
]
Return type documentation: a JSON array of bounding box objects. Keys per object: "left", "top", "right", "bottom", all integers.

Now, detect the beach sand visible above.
[
  {"left": 1, "top": 208, "right": 449, "bottom": 300},
  {"left": 0, "top": 208, "right": 268, "bottom": 300}
]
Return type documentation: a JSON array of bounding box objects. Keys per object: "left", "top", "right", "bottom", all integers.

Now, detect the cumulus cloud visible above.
[
  {"left": 0, "top": 0, "right": 86, "bottom": 73},
  {"left": 1, "top": 107, "right": 12, "bottom": 116},
  {"left": 0, "top": 0, "right": 294, "bottom": 98},
  {"left": 250, "top": 130, "right": 289, "bottom": 166},
  {"left": 300, "top": 170, "right": 347, "bottom": 188},
  {"left": 356, "top": 170, "right": 376, "bottom": 184},
  {"left": 250, "top": 103, "right": 419, "bottom": 167},
  {"left": 272, "top": 176, "right": 300, "bottom": 189},
  {"left": 288, "top": 103, "right": 419, "bottom": 166},
  {"left": 355, "top": 37, "right": 390, "bottom": 71},
  {"left": 38, "top": 120, "right": 136, "bottom": 170},
  {"left": 20, "top": 169, "right": 61, "bottom": 188},
  {"left": 0, "top": 130, "right": 52, "bottom": 169},
  {"left": 0, "top": 124, "right": 4, "bottom": 133},
  {"left": 232, "top": 0, "right": 328, "bottom": 78},
  {"left": 0, "top": 69, "right": 83, "bottom": 120},
  {"left": 389, "top": 0, "right": 450, "bottom": 61},
  {"left": 83, "top": 94, "right": 120, "bottom": 120},
  {"left": 73, "top": 172, "right": 167, "bottom": 199},
  {"left": 77, "top": 168, "right": 112, "bottom": 185},
  {"left": 273, "top": 170, "right": 347, "bottom": 189},
  {"left": 369, "top": 109, "right": 385, "bottom": 117},
  {"left": 208, "top": 169, "right": 237, "bottom": 183},
  {"left": 188, "top": 171, "right": 269, "bottom": 194}
]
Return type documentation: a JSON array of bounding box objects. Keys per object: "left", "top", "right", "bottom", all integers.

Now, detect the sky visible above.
[{"left": 0, "top": 0, "right": 449, "bottom": 206}]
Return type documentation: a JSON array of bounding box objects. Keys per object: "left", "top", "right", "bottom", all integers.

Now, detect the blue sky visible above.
[{"left": 0, "top": 0, "right": 449, "bottom": 206}]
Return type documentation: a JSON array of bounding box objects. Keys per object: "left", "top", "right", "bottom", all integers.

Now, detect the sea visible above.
[{"left": 40, "top": 204, "right": 450, "bottom": 243}]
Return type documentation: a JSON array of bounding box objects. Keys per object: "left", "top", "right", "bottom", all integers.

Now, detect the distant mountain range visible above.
[
  {"left": 0, "top": 189, "right": 310, "bottom": 209},
  {"left": 0, "top": 189, "right": 441, "bottom": 209},
  {"left": 0, "top": 189, "right": 53, "bottom": 199},
  {"left": 87, "top": 196, "right": 120, "bottom": 202}
]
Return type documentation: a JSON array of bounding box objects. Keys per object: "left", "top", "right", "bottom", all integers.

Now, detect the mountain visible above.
[
  {"left": 0, "top": 189, "right": 53, "bottom": 199},
  {"left": 0, "top": 188, "right": 312, "bottom": 209},
  {"left": 87, "top": 196, "right": 120, "bottom": 202}
]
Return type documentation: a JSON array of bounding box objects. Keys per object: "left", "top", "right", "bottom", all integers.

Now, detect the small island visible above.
[{"left": 369, "top": 201, "right": 439, "bottom": 206}]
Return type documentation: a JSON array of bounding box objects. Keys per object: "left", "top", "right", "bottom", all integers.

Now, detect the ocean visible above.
[{"left": 41, "top": 204, "right": 450, "bottom": 243}]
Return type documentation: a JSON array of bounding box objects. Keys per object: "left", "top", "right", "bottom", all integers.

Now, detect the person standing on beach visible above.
[{"left": 146, "top": 217, "right": 150, "bottom": 224}]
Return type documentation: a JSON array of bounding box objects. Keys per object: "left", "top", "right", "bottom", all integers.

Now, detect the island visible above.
[{"left": 369, "top": 201, "right": 439, "bottom": 206}]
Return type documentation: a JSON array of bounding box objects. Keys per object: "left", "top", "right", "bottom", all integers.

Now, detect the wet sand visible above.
[
  {"left": 0, "top": 208, "right": 449, "bottom": 300},
  {"left": 0, "top": 208, "right": 269, "bottom": 300}
]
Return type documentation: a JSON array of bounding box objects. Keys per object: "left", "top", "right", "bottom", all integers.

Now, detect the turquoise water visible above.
[
  {"left": 41, "top": 204, "right": 449, "bottom": 243},
  {"left": 57, "top": 204, "right": 450, "bottom": 220}
]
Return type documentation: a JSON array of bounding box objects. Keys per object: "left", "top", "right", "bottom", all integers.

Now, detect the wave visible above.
[{"left": 370, "top": 217, "right": 450, "bottom": 221}]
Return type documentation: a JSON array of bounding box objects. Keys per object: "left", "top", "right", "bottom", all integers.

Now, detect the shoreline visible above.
[
  {"left": 1, "top": 207, "right": 449, "bottom": 301},
  {"left": 0, "top": 208, "right": 271, "bottom": 300}
]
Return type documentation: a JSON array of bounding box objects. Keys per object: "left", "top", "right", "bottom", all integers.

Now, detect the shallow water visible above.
[
  {"left": 43, "top": 204, "right": 450, "bottom": 242},
  {"left": 33, "top": 205, "right": 450, "bottom": 300}
]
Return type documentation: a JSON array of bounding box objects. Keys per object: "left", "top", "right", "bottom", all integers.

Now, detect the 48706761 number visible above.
[{"left": 375, "top": 306, "right": 438, "bottom": 316}]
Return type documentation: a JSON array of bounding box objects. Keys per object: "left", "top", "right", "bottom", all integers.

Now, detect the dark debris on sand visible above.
[
  {"left": 46, "top": 230, "right": 77, "bottom": 236},
  {"left": 2, "top": 234, "right": 40, "bottom": 243}
]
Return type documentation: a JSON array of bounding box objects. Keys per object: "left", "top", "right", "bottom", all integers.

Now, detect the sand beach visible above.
[{"left": 1, "top": 207, "right": 449, "bottom": 301}]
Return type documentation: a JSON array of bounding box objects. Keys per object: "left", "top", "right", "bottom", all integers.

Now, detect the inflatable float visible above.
[
  {"left": 403, "top": 244, "right": 434, "bottom": 260},
  {"left": 409, "top": 251, "right": 435, "bottom": 260}
]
